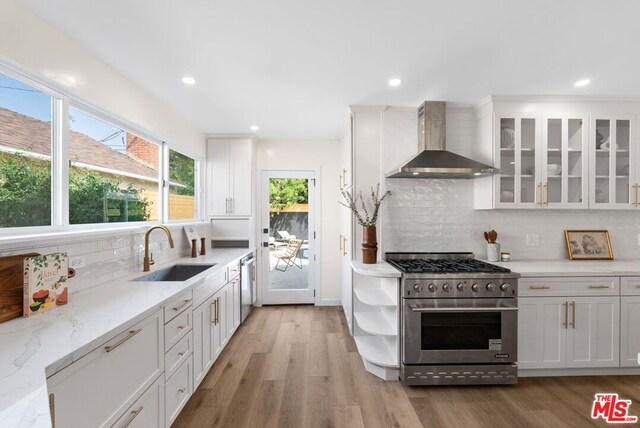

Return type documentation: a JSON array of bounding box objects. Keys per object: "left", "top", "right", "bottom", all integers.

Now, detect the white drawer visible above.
[
  {"left": 165, "top": 356, "right": 193, "bottom": 426},
  {"left": 193, "top": 270, "right": 226, "bottom": 307},
  {"left": 228, "top": 262, "right": 240, "bottom": 280},
  {"left": 164, "top": 290, "right": 193, "bottom": 324},
  {"left": 112, "top": 376, "right": 164, "bottom": 428},
  {"left": 47, "top": 310, "right": 163, "bottom": 428},
  {"left": 519, "top": 277, "right": 619, "bottom": 297},
  {"left": 165, "top": 308, "right": 192, "bottom": 352},
  {"left": 165, "top": 331, "right": 192, "bottom": 379},
  {"left": 621, "top": 277, "right": 640, "bottom": 296}
]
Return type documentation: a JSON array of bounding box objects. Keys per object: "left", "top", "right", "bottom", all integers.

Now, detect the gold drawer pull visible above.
[
  {"left": 178, "top": 388, "right": 186, "bottom": 394},
  {"left": 105, "top": 329, "right": 142, "bottom": 353},
  {"left": 173, "top": 299, "right": 191, "bottom": 312},
  {"left": 588, "top": 285, "right": 610, "bottom": 289},
  {"left": 122, "top": 406, "right": 144, "bottom": 428},
  {"left": 178, "top": 351, "right": 186, "bottom": 356},
  {"left": 178, "top": 325, "right": 185, "bottom": 330},
  {"left": 529, "top": 285, "right": 551, "bottom": 290}
]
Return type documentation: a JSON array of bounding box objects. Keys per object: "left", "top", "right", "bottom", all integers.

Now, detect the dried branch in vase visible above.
[{"left": 339, "top": 183, "right": 390, "bottom": 227}]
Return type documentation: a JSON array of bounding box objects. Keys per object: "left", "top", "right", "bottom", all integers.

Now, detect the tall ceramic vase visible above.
[{"left": 362, "top": 226, "right": 378, "bottom": 264}]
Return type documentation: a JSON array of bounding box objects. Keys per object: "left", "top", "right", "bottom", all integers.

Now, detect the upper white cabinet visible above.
[
  {"left": 475, "top": 97, "right": 640, "bottom": 210},
  {"left": 206, "top": 138, "right": 254, "bottom": 216},
  {"left": 589, "top": 116, "right": 637, "bottom": 209}
]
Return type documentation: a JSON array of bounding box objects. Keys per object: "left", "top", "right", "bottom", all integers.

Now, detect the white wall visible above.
[
  {"left": 381, "top": 107, "right": 640, "bottom": 260},
  {"left": 256, "top": 140, "right": 341, "bottom": 301},
  {"left": 0, "top": 0, "right": 204, "bottom": 157}
]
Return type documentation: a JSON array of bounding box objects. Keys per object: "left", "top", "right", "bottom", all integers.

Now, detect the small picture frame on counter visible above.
[{"left": 565, "top": 230, "right": 613, "bottom": 260}]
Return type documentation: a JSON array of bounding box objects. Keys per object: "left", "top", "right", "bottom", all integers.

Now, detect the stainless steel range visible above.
[{"left": 386, "top": 252, "right": 520, "bottom": 386}]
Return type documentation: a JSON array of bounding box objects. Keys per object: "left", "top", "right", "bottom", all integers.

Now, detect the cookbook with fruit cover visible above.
[{"left": 23, "top": 253, "right": 69, "bottom": 317}]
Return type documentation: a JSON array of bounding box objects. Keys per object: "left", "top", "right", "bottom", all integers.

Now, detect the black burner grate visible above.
[{"left": 387, "top": 258, "right": 510, "bottom": 274}]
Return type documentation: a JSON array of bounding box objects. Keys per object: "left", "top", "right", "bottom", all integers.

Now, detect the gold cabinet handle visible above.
[
  {"left": 543, "top": 182, "right": 548, "bottom": 206},
  {"left": 177, "top": 325, "right": 185, "bottom": 330},
  {"left": 49, "top": 393, "right": 55, "bottom": 428},
  {"left": 634, "top": 183, "right": 639, "bottom": 207},
  {"left": 536, "top": 183, "right": 542, "bottom": 206},
  {"left": 178, "top": 351, "right": 186, "bottom": 356},
  {"left": 122, "top": 406, "right": 144, "bottom": 428},
  {"left": 105, "top": 329, "right": 142, "bottom": 353},
  {"left": 563, "top": 301, "right": 568, "bottom": 329},
  {"left": 178, "top": 388, "right": 186, "bottom": 394},
  {"left": 588, "top": 285, "right": 610, "bottom": 289},
  {"left": 342, "top": 237, "right": 347, "bottom": 256},
  {"left": 570, "top": 301, "right": 576, "bottom": 329},
  {"left": 529, "top": 285, "right": 551, "bottom": 290},
  {"left": 173, "top": 299, "right": 191, "bottom": 312}
]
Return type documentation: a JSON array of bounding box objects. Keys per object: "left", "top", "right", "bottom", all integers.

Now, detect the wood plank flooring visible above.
[{"left": 174, "top": 305, "right": 640, "bottom": 428}]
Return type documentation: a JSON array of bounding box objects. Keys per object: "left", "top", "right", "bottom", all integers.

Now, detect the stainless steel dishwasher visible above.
[{"left": 240, "top": 253, "right": 255, "bottom": 323}]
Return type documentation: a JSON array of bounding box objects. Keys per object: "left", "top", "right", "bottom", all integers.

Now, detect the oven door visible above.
[{"left": 403, "top": 298, "right": 517, "bottom": 365}]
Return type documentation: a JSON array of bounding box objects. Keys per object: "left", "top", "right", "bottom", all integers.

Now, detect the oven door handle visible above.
[{"left": 409, "top": 305, "right": 518, "bottom": 313}]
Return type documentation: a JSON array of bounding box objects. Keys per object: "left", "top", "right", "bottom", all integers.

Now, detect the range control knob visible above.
[
  {"left": 457, "top": 283, "right": 466, "bottom": 292},
  {"left": 428, "top": 283, "right": 437, "bottom": 292},
  {"left": 486, "top": 283, "right": 496, "bottom": 292},
  {"left": 413, "top": 283, "right": 424, "bottom": 292},
  {"left": 500, "top": 283, "right": 510, "bottom": 292},
  {"left": 442, "top": 283, "right": 451, "bottom": 292},
  {"left": 471, "top": 283, "right": 480, "bottom": 292}
]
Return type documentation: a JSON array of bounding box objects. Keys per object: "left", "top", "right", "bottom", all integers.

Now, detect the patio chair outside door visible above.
[{"left": 260, "top": 170, "right": 316, "bottom": 304}]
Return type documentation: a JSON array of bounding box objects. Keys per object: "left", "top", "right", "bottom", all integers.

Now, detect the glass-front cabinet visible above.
[
  {"left": 590, "top": 116, "right": 636, "bottom": 209},
  {"left": 495, "top": 114, "right": 540, "bottom": 208},
  {"left": 541, "top": 115, "right": 589, "bottom": 208}
]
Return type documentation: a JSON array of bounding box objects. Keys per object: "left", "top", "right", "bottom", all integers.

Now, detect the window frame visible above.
[{"left": 0, "top": 61, "right": 202, "bottom": 237}]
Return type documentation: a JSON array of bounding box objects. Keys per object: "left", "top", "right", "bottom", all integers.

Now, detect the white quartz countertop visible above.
[
  {"left": 493, "top": 259, "right": 640, "bottom": 277},
  {"left": 351, "top": 260, "right": 401, "bottom": 278},
  {"left": 0, "top": 247, "right": 253, "bottom": 428}
]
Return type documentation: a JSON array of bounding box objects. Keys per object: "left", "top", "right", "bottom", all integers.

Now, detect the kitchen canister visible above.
[{"left": 487, "top": 243, "right": 501, "bottom": 262}]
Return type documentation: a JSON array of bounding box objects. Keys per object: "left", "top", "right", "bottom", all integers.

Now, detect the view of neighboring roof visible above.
[{"left": 0, "top": 107, "right": 158, "bottom": 179}]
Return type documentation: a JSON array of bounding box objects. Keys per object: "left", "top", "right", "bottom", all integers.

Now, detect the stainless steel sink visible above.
[{"left": 133, "top": 264, "right": 216, "bottom": 282}]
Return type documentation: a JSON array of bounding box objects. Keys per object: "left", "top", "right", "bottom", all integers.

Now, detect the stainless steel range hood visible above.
[{"left": 386, "top": 101, "right": 499, "bottom": 179}]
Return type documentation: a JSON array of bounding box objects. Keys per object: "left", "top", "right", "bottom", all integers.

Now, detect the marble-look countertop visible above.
[
  {"left": 351, "top": 260, "right": 401, "bottom": 278},
  {"left": 493, "top": 259, "right": 640, "bottom": 277},
  {"left": 0, "top": 247, "right": 253, "bottom": 428}
]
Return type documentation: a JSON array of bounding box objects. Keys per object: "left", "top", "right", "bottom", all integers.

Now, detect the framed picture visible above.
[{"left": 564, "top": 230, "right": 613, "bottom": 260}]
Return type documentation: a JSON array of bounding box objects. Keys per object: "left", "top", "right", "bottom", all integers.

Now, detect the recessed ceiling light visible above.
[
  {"left": 574, "top": 79, "right": 591, "bottom": 87},
  {"left": 250, "top": 125, "right": 259, "bottom": 131},
  {"left": 388, "top": 78, "right": 402, "bottom": 87},
  {"left": 182, "top": 76, "right": 196, "bottom": 85}
]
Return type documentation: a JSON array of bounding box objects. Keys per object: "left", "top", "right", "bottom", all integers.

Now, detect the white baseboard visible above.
[{"left": 316, "top": 299, "right": 341, "bottom": 306}]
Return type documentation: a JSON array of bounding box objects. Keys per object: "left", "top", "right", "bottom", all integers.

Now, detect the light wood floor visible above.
[{"left": 174, "top": 305, "right": 640, "bottom": 428}]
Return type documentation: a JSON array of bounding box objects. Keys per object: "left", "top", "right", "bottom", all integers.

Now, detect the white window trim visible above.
[{"left": 0, "top": 61, "right": 202, "bottom": 237}]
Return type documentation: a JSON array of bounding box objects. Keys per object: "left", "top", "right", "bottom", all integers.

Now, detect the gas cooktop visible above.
[{"left": 385, "top": 252, "right": 511, "bottom": 274}]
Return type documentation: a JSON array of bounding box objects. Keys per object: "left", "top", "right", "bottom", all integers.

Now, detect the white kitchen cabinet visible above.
[
  {"left": 518, "top": 294, "right": 620, "bottom": 369},
  {"left": 621, "top": 296, "right": 640, "bottom": 367},
  {"left": 112, "top": 376, "right": 164, "bottom": 428},
  {"left": 192, "top": 299, "right": 214, "bottom": 388},
  {"left": 517, "top": 297, "right": 566, "bottom": 369},
  {"left": 589, "top": 116, "right": 637, "bottom": 209},
  {"left": 475, "top": 97, "right": 640, "bottom": 210},
  {"left": 165, "top": 355, "right": 193, "bottom": 426},
  {"left": 565, "top": 296, "right": 619, "bottom": 368},
  {"left": 211, "top": 286, "right": 227, "bottom": 359},
  {"left": 206, "top": 138, "right": 253, "bottom": 216},
  {"left": 47, "top": 310, "right": 164, "bottom": 428}
]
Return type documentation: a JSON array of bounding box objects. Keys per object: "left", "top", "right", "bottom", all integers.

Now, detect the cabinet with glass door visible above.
[
  {"left": 589, "top": 116, "right": 636, "bottom": 209},
  {"left": 541, "top": 115, "right": 589, "bottom": 208},
  {"left": 495, "top": 114, "right": 540, "bottom": 208}
]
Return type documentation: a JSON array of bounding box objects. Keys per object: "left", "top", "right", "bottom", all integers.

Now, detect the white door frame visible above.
[{"left": 259, "top": 169, "right": 320, "bottom": 305}]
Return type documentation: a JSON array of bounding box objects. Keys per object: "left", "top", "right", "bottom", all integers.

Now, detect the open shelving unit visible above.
[{"left": 351, "top": 261, "right": 401, "bottom": 380}]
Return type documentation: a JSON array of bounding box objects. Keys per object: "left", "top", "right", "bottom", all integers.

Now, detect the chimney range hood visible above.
[{"left": 386, "top": 101, "right": 499, "bottom": 179}]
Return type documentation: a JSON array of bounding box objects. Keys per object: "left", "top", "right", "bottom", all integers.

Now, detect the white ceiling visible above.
[{"left": 19, "top": 0, "right": 640, "bottom": 140}]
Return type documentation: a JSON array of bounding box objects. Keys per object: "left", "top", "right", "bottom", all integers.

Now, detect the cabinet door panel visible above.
[
  {"left": 207, "top": 139, "right": 230, "bottom": 216},
  {"left": 193, "top": 301, "right": 213, "bottom": 388},
  {"left": 517, "top": 297, "right": 565, "bottom": 369},
  {"left": 566, "top": 297, "right": 619, "bottom": 368},
  {"left": 211, "top": 288, "right": 225, "bottom": 360},
  {"left": 229, "top": 139, "right": 252, "bottom": 216},
  {"left": 621, "top": 296, "right": 640, "bottom": 367}
]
